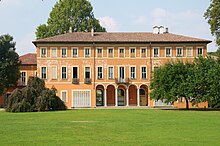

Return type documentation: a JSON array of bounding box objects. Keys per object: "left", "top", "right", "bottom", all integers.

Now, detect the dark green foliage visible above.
[
  {"left": 36, "top": 0, "right": 106, "bottom": 39},
  {"left": 6, "top": 76, "right": 66, "bottom": 112},
  {"left": 0, "top": 34, "right": 20, "bottom": 95}
]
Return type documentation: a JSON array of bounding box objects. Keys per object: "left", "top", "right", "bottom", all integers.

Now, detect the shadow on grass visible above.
[{"left": 161, "top": 108, "right": 220, "bottom": 112}]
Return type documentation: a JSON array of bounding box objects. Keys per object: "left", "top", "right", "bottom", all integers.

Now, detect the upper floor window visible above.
[
  {"left": 176, "top": 48, "right": 183, "bottom": 57},
  {"left": 41, "top": 48, "right": 47, "bottom": 58},
  {"left": 72, "top": 67, "right": 78, "bottom": 79},
  {"left": 97, "top": 67, "right": 103, "bottom": 79},
  {"left": 85, "top": 48, "right": 90, "bottom": 58},
  {"left": 154, "top": 48, "right": 159, "bottom": 57},
  {"left": 130, "top": 48, "right": 136, "bottom": 58},
  {"left": 21, "top": 72, "right": 26, "bottom": 86},
  {"left": 119, "top": 48, "right": 125, "bottom": 58},
  {"left": 85, "top": 67, "right": 91, "bottom": 79},
  {"left": 72, "top": 48, "right": 78, "bottom": 58},
  {"left": 197, "top": 48, "right": 203, "bottom": 56},
  {"left": 166, "top": 48, "right": 171, "bottom": 57},
  {"left": 62, "top": 67, "right": 67, "bottom": 79},
  {"left": 97, "top": 48, "right": 103, "bottom": 57},
  {"left": 51, "top": 67, "right": 57, "bottom": 80},
  {"left": 108, "top": 67, "right": 114, "bottom": 79},
  {"left": 141, "top": 67, "right": 147, "bottom": 79},
  {"left": 141, "top": 48, "right": 147, "bottom": 57},
  {"left": 41, "top": 67, "right": 47, "bottom": 79},
  {"left": 51, "top": 48, "right": 57, "bottom": 58},
  {"left": 61, "top": 48, "right": 67, "bottom": 58},
  {"left": 108, "top": 48, "right": 114, "bottom": 58},
  {"left": 187, "top": 47, "right": 193, "bottom": 57},
  {"left": 130, "top": 67, "right": 136, "bottom": 79}
]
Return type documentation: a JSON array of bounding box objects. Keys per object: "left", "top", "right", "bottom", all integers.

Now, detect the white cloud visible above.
[{"left": 98, "top": 16, "right": 119, "bottom": 32}]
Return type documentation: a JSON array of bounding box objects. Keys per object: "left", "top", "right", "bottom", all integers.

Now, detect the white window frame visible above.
[
  {"left": 165, "top": 47, "right": 172, "bottom": 57},
  {"left": 141, "top": 47, "right": 147, "bottom": 58},
  {"left": 72, "top": 47, "right": 78, "bottom": 58},
  {"left": 176, "top": 47, "right": 183, "bottom": 57},
  {"left": 72, "top": 66, "right": 79, "bottom": 79},
  {"left": 129, "top": 47, "right": 136, "bottom": 58},
  {"left": 84, "top": 47, "right": 91, "bottom": 58},
  {"left": 61, "top": 90, "right": 68, "bottom": 103},
  {"left": 130, "top": 66, "right": 136, "bottom": 80},
  {"left": 51, "top": 66, "right": 57, "bottom": 80},
  {"left": 51, "top": 48, "right": 57, "bottom": 58},
  {"left": 197, "top": 47, "right": 203, "bottom": 57},
  {"left": 107, "top": 47, "right": 114, "bottom": 58},
  {"left": 108, "top": 66, "right": 114, "bottom": 80},
  {"left": 21, "top": 71, "right": 27, "bottom": 86},
  {"left": 96, "top": 47, "right": 103, "bottom": 57},
  {"left": 118, "top": 66, "right": 126, "bottom": 79},
  {"left": 84, "top": 66, "right": 91, "bottom": 79},
  {"left": 61, "top": 47, "right": 67, "bottom": 58},
  {"left": 140, "top": 66, "right": 147, "bottom": 80},
  {"left": 72, "top": 90, "right": 91, "bottom": 107},
  {"left": 61, "top": 66, "right": 67, "bottom": 79},
  {"left": 186, "top": 47, "right": 193, "bottom": 57},
  {"left": 40, "top": 47, "right": 47, "bottom": 58},
  {"left": 153, "top": 47, "right": 159, "bottom": 57},
  {"left": 118, "top": 47, "right": 125, "bottom": 58},
  {"left": 41, "top": 66, "right": 47, "bottom": 79},
  {"left": 97, "top": 66, "right": 103, "bottom": 80}
]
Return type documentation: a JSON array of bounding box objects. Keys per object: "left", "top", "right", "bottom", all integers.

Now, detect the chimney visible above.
[
  {"left": 91, "top": 28, "right": 94, "bottom": 37},
  {"left": 69, "top": 27, "right": 72, "bottom": 33},
  {"left": 159, "top": 26, "right": 164, "bottom": 34},
  {"left": 165, "top": 27, "right": 169, "bottom": 33},
  {"left": 153, "top": 26, "right": 159, "bottom": 34}
]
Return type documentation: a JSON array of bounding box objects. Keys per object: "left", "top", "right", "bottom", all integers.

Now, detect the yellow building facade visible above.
[{"left": 33, "top": 30, "right": 211, "bottom": 108}]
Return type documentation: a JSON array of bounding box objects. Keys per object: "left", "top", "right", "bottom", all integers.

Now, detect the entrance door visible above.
[
  {"left": 140, "top": 89, "right": 147, "bottom": 106},
  {"left": 119, "top": 67, "right": 125, "bottom": 82},
  {"left": 96, "top": 89, "right": 104, "bottom": 106},
  {"left": 118, "top": 89, "right": 125, "bottom": 106}
]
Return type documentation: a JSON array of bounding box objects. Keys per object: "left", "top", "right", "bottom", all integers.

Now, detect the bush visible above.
[{"left": 6, "top": 77, "right": 66, "bottom": 112}]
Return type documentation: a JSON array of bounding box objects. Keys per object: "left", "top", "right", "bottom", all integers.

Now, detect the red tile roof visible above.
[
  {"left": 33, "top": 32, "right": 211, "bottom": 44},
  {"left": 19, "top": 53, "right": 37, "bottom": 65}
]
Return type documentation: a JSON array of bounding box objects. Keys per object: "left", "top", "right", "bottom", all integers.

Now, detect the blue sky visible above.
[{"left": 0, "top": 0, "right": 216, "bottom": 55}]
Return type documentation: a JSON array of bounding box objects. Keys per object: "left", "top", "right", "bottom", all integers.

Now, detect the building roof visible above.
[
  {"left": 33, "top": 32, "right": 211, "bottom": 45},
  {"left": 19, "top": 53, "right": 37, "bottom": 65}
]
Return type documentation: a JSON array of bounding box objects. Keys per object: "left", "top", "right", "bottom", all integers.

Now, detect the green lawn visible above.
[{"left": 0, "top": 109, "right": 219, "bottom": 146}]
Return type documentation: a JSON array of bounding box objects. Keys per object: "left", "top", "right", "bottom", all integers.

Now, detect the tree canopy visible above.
[
  {"left": 0, "top": 34, "right": 20, "bottom": 96},
  {"left": 204, "top": 0, "right": 220, "bottom": 48},
  {"left": 36, "top": 0, "right": 106, "bottom": 39}
]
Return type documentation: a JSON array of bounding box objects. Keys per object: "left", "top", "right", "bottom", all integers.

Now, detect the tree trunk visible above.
[{"left": 185, "top": 97, "right": 189, "bottom": 110}]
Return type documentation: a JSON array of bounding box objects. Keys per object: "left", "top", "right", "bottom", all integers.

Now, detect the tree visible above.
[
  {"left": 150, "top": 61, "right": 195, "bottom": 109},
  {"left": 0, "top": 34, "right": 20, "bottom": 96},
  {"left": 204, "top": 0, "right": 220, "bottom": 48},
  {"left": 6, "top": 76, "right": 66, "bottom": 112},
  {"left": 36, "top": 0, "right": 106, "bottom": 39}
]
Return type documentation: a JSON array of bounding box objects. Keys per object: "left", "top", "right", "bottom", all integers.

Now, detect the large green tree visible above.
[
  {"left": 36, "top": 0, "right": 106, "bottom": 39},
  {"left": 204, "top": 0, "right": 220, "bottom": 48},
  {"left": 0, "top": 34, "right": 20, "bottom": 96}
]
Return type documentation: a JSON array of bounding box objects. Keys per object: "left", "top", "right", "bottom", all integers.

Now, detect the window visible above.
[
  {"left": 187, "top": 47, "right": 193, "bottom": 57},
  {"left": 72, "top": 67, "right": 78, "bottom": 79},
  {"left": 197, "top": 48, "right": 203, "bottom": 56},
  {"left": 154, "top": 48, "right": 159, "bottom": 57},
  {"left": 41, "top": 48, "right": 46, "bottom": 58},
  {"left": 166, "top": 48, "right": 171, "bottom": 57},
  {"left": 41, "top": 67, "right": 47, "bottom": 79},
  {"left": 108, "top": 67, "right": 114, "bottom": 79},
  {"left": 97, "top": 67, "right": 103, "bottom": 79},
  {"left": 51, "top": 67, "right": 57, "bottom": 79},
  {"left": 51, "top": 48, "right": 57, "bottom": 58},
  {"left": 85, "top": 48, "right": 90, "bottom": 57},
  {"left": 141, "top": 67, "right": 147, "bottom": 79},
  {"left": 72, "top": 48, "right": 78, "bottom": 57},
  {"left": 85, "top": 67, "right": 90, "bottom": 79},
  {"left": 130, "top": 48, "right": 136, "bottom": 58},
  {"left": 21, "top": 72, "right": 26, "bottom": 86},
  {"left": 130, "top": 67, "right": 136, "bottom": 79},
  {"left": 97, "top": 48, "right": 102, "bottom": 57},
  {"left": 141, "top": 48, "right": 146, "bottom": 57},
  {"left": 108, "top": 48, "right": 114, "bottom": 58},
  {"left": 61, "top": 91, "right": 67, "bottom": 103},
  {"left": 176, "top": 48, "right": 183, "bottom": 57},
  {"left": 119, "top": 48, "right": 124, "bottom": 58},
  {"left": 61, "top": 48, "right": 67, "bottom": 58},
  {"left": 62, "top": 67, "right": 67, "bottom": 79}
]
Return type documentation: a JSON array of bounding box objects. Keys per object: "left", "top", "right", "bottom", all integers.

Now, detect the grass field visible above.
[{"left": 0, "top": 109, "right": 219, "bottom": 146}]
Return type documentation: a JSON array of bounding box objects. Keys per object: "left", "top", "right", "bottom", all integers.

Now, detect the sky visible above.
[{"left": 0, "top": 0, "right": 217, "bottom": 55}]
